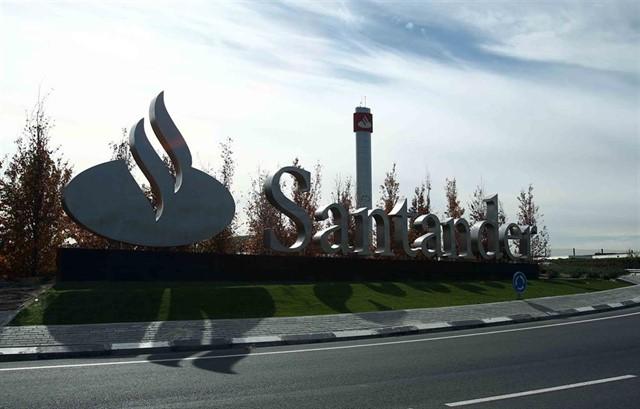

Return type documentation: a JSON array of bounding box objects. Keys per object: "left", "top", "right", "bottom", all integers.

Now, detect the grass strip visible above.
[{"left": 11, "top": 279, "right": 628, "bottom": 326}]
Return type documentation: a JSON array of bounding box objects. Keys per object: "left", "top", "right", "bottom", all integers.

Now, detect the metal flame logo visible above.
[
  {"left": 63, "top": 92, "right": 235, "bottom": 246},
  {"left": 357, "top": 115, "right": 372, "bottom": 129}
]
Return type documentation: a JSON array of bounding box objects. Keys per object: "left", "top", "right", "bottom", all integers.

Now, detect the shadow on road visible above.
[
  {"left": 42, "top": 284, "right": 166, "bottom": 325},
  {"left": 312, "top": 282, "right": 409, "bottom": 326},
  {"left": 355, "top": 307, "right": 407, "bottom": 326},
  {"left": 43, "top": 284, "right": 164, "bottom": 354},
  {"left": 191, "top": 347, "right": 253, "bottom": 374},
  {"left": 147, "top": 286, "right": 275, "bottom": 374},
  {"left": 42, "top": 283, "right": 276, "bottom": 375}
]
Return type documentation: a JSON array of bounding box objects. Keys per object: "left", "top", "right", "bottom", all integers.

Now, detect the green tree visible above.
[{"left": 0, "top": 95, "right": 72, "bottom": 277}]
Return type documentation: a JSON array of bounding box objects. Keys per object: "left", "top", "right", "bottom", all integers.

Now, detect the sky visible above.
[{"left": 1, "top": 1, "right": 639, "bottom": 254}]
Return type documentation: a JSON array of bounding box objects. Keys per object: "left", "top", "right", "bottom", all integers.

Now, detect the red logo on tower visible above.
[{"left": 353, "top": 112, "right": 373, "bottom": 132}]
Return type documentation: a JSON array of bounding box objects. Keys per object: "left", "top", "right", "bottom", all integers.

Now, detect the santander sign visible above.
[{"left": 63, "top": 92, "right": 537, "bottom": 261}]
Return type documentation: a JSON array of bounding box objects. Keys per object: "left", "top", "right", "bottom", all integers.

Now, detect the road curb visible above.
[{"left": 1, "top": 296, "right": 639, "bottom": 362}]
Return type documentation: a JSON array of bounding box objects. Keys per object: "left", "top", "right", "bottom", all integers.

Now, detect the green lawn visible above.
[{"left": 11, "top": 279, "right": 628, "bottom": 326}]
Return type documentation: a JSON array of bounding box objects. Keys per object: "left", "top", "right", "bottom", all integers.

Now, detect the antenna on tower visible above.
[{"left": 364, "top": 96, "right": 367, "bottom": 107}]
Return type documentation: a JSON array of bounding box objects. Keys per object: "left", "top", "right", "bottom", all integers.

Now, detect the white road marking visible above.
[
  {"left": 1, "top": 310, "right": 639, "bottom": 372},
  {"left": 445, "top": 375, "right": 637, "bottom": 407}
]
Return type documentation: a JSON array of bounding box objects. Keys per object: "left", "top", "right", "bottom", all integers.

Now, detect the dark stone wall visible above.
[{"left": 57, "top": 248, "right": 539, "bottom": 282}]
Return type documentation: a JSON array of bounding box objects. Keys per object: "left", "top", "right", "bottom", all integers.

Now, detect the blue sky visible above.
[{"left": 1, "top": 1, "right": 638, "bottom": 253}]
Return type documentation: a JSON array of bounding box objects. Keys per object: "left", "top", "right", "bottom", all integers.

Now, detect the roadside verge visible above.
[{"left": 1, "top": 281, "right": 638, "bottom": 362}]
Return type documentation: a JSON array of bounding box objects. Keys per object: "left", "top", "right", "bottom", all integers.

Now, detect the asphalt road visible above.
[{"left": 1, "top": 307, "right": 639, "bottom": 409}]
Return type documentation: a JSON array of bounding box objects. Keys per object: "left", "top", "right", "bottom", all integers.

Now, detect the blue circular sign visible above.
[{"left": 513, "top": 271, "right": 527, "bottom": 295}]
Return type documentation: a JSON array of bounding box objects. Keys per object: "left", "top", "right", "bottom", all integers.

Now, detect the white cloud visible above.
[
  {"left": 0, "top": 1, "right": 638, "bottom": 252},
  {"left": 436, "top": 1, "right": 640, "bottom": 74}
]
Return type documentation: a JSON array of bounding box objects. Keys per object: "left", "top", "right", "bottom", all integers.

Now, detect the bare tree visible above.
[
  {"left": 285, "top": 158, "right": 322, "bottom": 255},
  {"left": 108, "top": 127, "right": 134, "bottom": 170},
  {"left": 244, "top": 159, "right": 322, "bottom": 255},
  {"left": 244, "top": 169, "right": 287, "bottom": 254},
  {"left": 409, "top": 174, "right": 431, "bottom": 217},
  {"left": 67, "top": 128, "right": 135, "bottom": 249},
  {"left": 379, "top": 163, "right": 401, "bottom": 213},
  {"left": 333, "top": 175, "right": 354, "bottom": 215},
  {"left": 290, "top": 158, "right": 322, "bottom": 232},
  {"left": 198, "top": 137, "right": 238, "bottom": 253},
  {"left": 409, "top": 174, "right": 431, "bottom": 244},
  {"left": 0, "top": 158, "right": 7, "bottom": 277},
  {"left": 112, "top": 127, "right": 179, "bottom": 217},
  {"left": 444, "top": 178, "right": 465, "bottom": 219},
  {"left": 467, "top": 184, "right": 486, "bottom": 224},
  {"left": 468, "top": 183, "right": 506, "bottom": 224},
  {"left": 332, "top": 175, "right": 356, "bottom": 248},
  {"left": 466, "top": 182, "right": 508, "bottom": 256},
  {"left": 65, "top": 128, "right": 139, "bottom": 250},
  {"left": 517, "top": 184, "right": 551, "bottom": 259},
  {"left": 0, "top": 94, "right": 72, "bottom": 277},
  {"left": 378, "top": 163, "right": 411, "bottom": 257}
]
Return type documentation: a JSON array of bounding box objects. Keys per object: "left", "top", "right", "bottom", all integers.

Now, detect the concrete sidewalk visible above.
[{"left": 1, "top": 282, "right": 639, "bottom": 361}]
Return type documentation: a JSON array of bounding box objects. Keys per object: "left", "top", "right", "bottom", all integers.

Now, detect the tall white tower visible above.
[{"left": 353, "top": 106, "right": 373, "bottom": 209}]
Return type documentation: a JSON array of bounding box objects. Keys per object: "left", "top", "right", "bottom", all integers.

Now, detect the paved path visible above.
[{"left": 1, "top": 284, "right": 638, "bottom": 359}]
